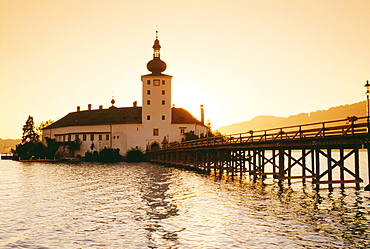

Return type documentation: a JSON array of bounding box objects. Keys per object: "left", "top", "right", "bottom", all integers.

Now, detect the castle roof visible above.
[{"left": 44, "top": 107, "right": 203, "bottom": 129}]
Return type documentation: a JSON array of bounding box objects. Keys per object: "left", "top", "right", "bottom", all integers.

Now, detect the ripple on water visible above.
[{"left": 0, "top": 161, "right": 369, "bottom": 248}]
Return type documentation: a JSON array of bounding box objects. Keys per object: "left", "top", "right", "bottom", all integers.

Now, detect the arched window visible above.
[{"left": 151, "top": 142, "right": 160, "bottom": 151}]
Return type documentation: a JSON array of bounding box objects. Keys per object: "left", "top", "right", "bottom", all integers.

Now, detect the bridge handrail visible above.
[{"left": 152, "top": 116, "right": 369, "bottom": 152}]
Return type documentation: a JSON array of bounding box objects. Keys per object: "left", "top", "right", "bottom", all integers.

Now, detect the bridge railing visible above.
[{"left": 156, "top": 116, "right": 369, "bottom": 151}]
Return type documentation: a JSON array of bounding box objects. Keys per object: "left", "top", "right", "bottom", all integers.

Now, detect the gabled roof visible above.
[
  {"left": 171, "top": 108, "right": 203, "bottom": 124},
  {"left": 44, "top": 107, "right": 203, "bottom": 129}
]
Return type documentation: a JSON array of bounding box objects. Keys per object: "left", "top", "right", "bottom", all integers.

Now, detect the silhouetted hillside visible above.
[
  {"left": 0, "top": 139, "right": 21, "bottom": 153},
  {"left": 217, "top": 101, "right": 366, "bottom": 134}
]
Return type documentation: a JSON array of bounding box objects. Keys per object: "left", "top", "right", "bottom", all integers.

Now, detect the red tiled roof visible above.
[{"left": 44, "top": 107, "right": 203, "bottom": 129}]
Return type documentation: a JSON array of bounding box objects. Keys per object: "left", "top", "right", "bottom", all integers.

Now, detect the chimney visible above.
[
  {"left": 77, "top": 106, "right": 80, "bottom": 112},
  {"left": 200, "top": 105, "right": 204, "bottom": 124},
  {"left": 99, "top": 105, "right": 103, "bottom": 110},
  {"left": 133, "top": 101, "right": 137, "bottom": 107},
  {"left": 88, "top": 104, "right": 92, "bottom": 111}
]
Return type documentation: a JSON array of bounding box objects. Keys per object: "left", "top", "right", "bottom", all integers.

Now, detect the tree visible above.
[
  {"left": 22, "top": 115, "right": 39, "bottom": 143},
  {"left": 182, "top": 130, "right": 199, "bottom": 142},
  {"left": 12, "top": 116, "right": 57, "bottom": 160},
  {"left": 68, "top": 138, "right": 82, "bottom": 156},
  {"left": 36, "top": 120, "right": 54, "bottom": 138},
  {"left": 45, "top": 137, "right": 59, "bottom": 159},
  {"left": 125, "top": 147, "right": 145, "bottom": 162}
]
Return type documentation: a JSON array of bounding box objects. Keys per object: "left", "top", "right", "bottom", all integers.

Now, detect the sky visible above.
[{"left": 1, "top": 0, "right": 369, "bottom": 139}]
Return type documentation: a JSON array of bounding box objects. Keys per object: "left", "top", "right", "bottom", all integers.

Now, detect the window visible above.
[
  {"left": 147, "top": 90, "right": 151, "bottom": 95},
  {"left": 75, "top": 134, "right": 79, "bottom": 140},
  {"left": 113, "top": 136, "right": 116, "bottom": 139},
  {"left": 162, "top": 100, "right": 165, "bottom": 105},
  {"left": 147, "top": 80, "right": 150, "bottom": 85},
  {"left": 147, "top": 100, "right": 151, "bottom": 105},
  {"left": 162, "top": 80, "right": 165, "bottom": 85},
  {"left": 68, "top": 135, "right": 71, "bottom": 142},
  {"left": 99, "top": 134, "right": 102, "bottom": 140},
  {"left": 153, "top": 79, "right": 160, "bottom": 86},
  {"left": 147, "top": 115, "right": 151, "bottom": 120},
  {"left": 180, "top": 127, "right": 186, "bottom": 135},
  {"left": 162, "top": 115, "right": 165, "bottom": 120},
  {"left": 106, "top": 134, "right": 109, "bottom": 140},
  {"left": 162, "top": 90, "right": 165, "bottom": 95},
  {"left": 90, "top": 134, "right": 94, "bottom": 141},
  {"left": 117, "top": 136, "right": 119, "bottom": 139},
  {"left": 153, "top": 128, "right": 159, "bottom": 136},
  {"left": 83, "top": 134, "right": 87, "bottom": 141}
]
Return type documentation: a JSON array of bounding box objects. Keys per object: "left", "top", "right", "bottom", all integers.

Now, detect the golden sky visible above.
[{"left": 1, "top": 0, "right": 369, "bottom": 139}]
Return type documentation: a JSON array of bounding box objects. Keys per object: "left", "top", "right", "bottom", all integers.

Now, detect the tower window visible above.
[
  {"left": 162, "top": 90, "right": 165, "bottom": 95},
  {"left": 153, "top": 79, "right": 160, "bottom": 86},
  {"left": 147, "top": 100, "right": 151, "bottom": 105},
  {"left": 153, "top": 128, "right": 159, "bottom": 136},
  {"left": 162, "top": 80, "right": 165, "bottom": 85},
  {"left": 147, "top": 115, "right": 151, "bottom": 120},
  {"left": 162, "top": 115, "right": 165, "bottom": 120},
  {"left": 147, "top": 90, "right": 151, "bottom": 95},
  {"left": 162, "top": 100, "right": 165, "bottom": 105},
  {"left": 147, "top": 80, "right": 150, "bottom": 85}
]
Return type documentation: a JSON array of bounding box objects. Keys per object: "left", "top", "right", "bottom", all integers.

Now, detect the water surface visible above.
[{"left": 0, "top": 160, "right": 369, "bottom": 248}]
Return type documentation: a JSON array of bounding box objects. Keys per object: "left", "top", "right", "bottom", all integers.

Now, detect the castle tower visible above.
[{"left": 141, "top": 31, "right": 173, "bottom": 134}]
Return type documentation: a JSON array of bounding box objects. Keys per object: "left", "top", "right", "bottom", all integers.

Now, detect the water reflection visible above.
[
  {"left": 0, "top": 161, "right": 369, "bottom": 248},
  {"left": 205, "top": 171, "right": 370, "bottom": 248},
  {"left": 138, "top": 163, "right": 180, "bottom": 248}
]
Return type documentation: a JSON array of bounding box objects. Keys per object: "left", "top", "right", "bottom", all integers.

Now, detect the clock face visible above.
[{"left": 153, "top": 79, "right": 160, "bottom": 86}]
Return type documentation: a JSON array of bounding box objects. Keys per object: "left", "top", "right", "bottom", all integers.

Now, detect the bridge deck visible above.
[{"left": 147, "top": 116, "right": 370, "bottom": 191}]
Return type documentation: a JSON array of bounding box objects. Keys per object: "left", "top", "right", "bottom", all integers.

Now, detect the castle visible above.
[{"left": 42, "top": 32, "right": 207, "bottom": 156}]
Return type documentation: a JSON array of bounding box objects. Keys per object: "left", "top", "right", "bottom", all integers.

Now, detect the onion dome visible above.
[
  {"left": 147, "top": 57, "right": 167, "bottom": 73},
  {"left": 147, "top": 30, "right": 167, "bottom": 74}
]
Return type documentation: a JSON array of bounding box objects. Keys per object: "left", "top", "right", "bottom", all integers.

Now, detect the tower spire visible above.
[
  {"left": 147, "top": 29, "right": 166, "bottom": 74},
  {"left": 153, "top": 29, "right": 161, "bottom": 58}
]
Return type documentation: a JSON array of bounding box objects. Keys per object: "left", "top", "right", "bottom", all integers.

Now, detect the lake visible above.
[{"left": 0, "top": 159, "right": 369, "bottom": 248}]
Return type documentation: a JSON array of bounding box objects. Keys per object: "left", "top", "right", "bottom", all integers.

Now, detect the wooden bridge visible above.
[{"left": 147, "top": 116, "right": 370, "bottom": 191}]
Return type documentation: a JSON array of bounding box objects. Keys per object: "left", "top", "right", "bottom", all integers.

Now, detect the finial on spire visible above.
[
  {"left": 156, "top": 25, "right": 158, "bottom": 39},
  {"left": 111, "top": 96, "right": 115, "bottom": 106}
]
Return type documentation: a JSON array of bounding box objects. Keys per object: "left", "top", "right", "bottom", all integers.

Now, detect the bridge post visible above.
[
  {"left": 287, "top": 150, "right": 292, "bottom": 185},
  {"left": 278, "top": 149, "right": 285, "bottom": 181},
  {"left": 340, "top": 148, "right": 345, "bottom": 189},
  {"left": 365, "top": 142, "right": 370, "bottom": 191},
  {"left": 354, "top": 148, "right": 360, "bottom": 190},
  {"left": 272, "top": 150, "right": 277, "bottom": 176},
  {"left": 302, "top": 149, "right": 306, "bottom": 185},
  {"left": 315, "top": 148, "right": 320, "bottom": 191},
  {"left": 365, "top": 144, "right": 370, "bottom": 191},
  {"left": 253, "top": 150, "right": 257, "bottom": 181},
  {"left": 327, "top": 148, "right": 333, "bottom": 192}
]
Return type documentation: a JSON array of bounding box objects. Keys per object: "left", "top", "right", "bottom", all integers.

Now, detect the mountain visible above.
[
  {"left": 0, "top": 139, "right": 21, "bottom": 153},
  {"left": 217, "top": 101, "right": 367, "bottom": 135}
]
